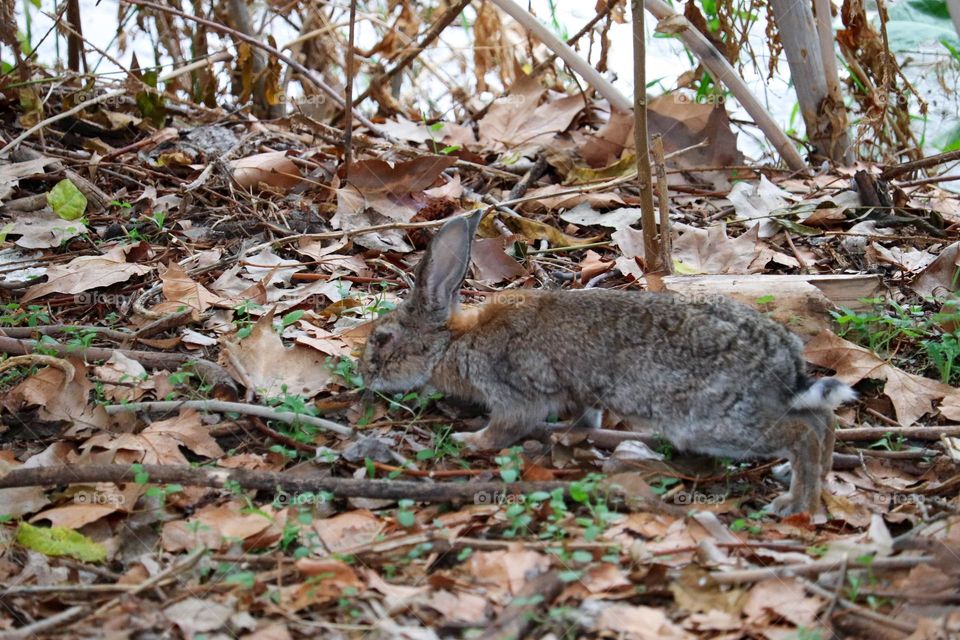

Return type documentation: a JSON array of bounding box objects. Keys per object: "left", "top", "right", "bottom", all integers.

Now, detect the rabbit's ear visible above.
[{"left": 411, "top": 214, "right": 480, "bottom": 319}]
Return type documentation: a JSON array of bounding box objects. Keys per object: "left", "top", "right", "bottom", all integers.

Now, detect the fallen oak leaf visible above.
[
  {"left": 21, "top": 244, "right": 153, "bottom": 302},
  {"left": 804, "top": 331, "right": 955, "bottom": 425}
]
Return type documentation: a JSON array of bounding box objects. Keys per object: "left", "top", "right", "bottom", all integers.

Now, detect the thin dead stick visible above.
[
  {"left": 93, "top": 546, "right": 206, "bottom": 617},
  {"left": 0, "top": 606, "right": 86, "bottom": 640},
  {"left": 631, "top": 0, "right": 662, "bottom": 274},
  {"left": 118, "top": 0, "right": 382, "bottom": 135},
  {"left": 835, "top": 425, "right": 960, "bottom": 441},
  {"left": 105, "top": 399, "right": 354, "bottom": 438},
  {"left": 343, "top": 0, "right": 358, "bottom": 179},
  {"left": 800, "top": 576, "right": 918, "bottom": 635},
  {"left": 0, "top": 51, "right": 232, "bottom": 155},
  {"left": 0, "top": 464, "right": 578, "bottom": 503},
  {"left": 651, "top": 133, "right": 673, "bottom": 273},
  {"left": 644, "top": 0, "right": 806, "bottom": 171},
  {"left": 709, "top": 555, "right": 931, "bottom": 585},
  {"left": 881, "top": 149, "right": 960, "bottom": 180}
]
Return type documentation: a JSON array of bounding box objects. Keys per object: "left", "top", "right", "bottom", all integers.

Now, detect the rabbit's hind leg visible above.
[
  {"left": 820, "top": 421, "right": 836, "bottom": 479},
  {"left": 766, "top": 420, "right": 823, "bottom": 516},
  {"left": 574, "top": 407, "right": 603, "bottom": 430}
]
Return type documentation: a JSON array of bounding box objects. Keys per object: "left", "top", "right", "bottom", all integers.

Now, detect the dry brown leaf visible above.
[
  {"left": 939, "top": 390, "right": 960, "bottom": 421},
  {"left": 672, "top": 224, "right": 761, "bottom": 275},
  {"left": 313, "top": 509, "right": 383, "bottom": 553},
  {"left": 742, "top": 578, "right": 824, "bottom": 627},
  {"left": 231, "top": 151, "right": 302, "bottom": 190},
  {"left": 0, "top": 455, "right": 49, "bottom": 518},
  {"left": 160, "top": 261, "right": 224, "bottom": 312},
  {"left": 421, "top": 589, "right": 489, "bottom": 624},
  {"left": 727, "top": 176, "right": 793, "bottom": 238},
  {"left": 470, "top": 237, "right": 526, "bottom": 283},
  {"left": 518, "top": 184, "right": 624, "bottom": 213},
  {"left": 162, "top": 500, "right": 283, "bottom": 552},
  {"left": 93, "top": 351, "right": 150, "bottom": 402},
  {"left": 21, "top": 244, "right": 153, "bottom": 302},
  {"left": 912, "top": 241, "right": 960, "bottom": 298},
  {"left": 164, "top": 598, "right": 234, "bottom": 637},
  {"left": 4, "top": 358, "right": 109, "bottom": 432},
  {"left": 221, "top": 310, "right": 332, "bottom": 397},
  {"left": 478, "top": 76, "right": 585, "bottom": 153},
  {"left": 805, "top": 331, "right": 954, "bottom": 425},
  {"left": 9, "top": 207, "right": 87, "bottom": 249},
  {"left": 31, "top": 503, "right": 120, "bottom": 529},
  {"left": 287, "top": 559, "right": 363, "bottom": 610},
  {"left": 467, "top": 548, "right": 551, "bottom": 598},
  {"left": 350, "top": 156, "right": 457, "bottom": 195},
  {"left": 0, "top": 156, "right": 59, "bottom": 202},
  {"left": 595, "top": 603, "right": 693, "bottom": 639}
]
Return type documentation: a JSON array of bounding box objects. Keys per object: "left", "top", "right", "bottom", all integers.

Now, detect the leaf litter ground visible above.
[{"left": 0, "top": 77, "right": 959, "bottom": 640}]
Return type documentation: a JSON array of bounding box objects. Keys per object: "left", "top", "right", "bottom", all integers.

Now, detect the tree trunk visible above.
[{"left": 769, "top": 0, "right": 853, "bottom": 163}]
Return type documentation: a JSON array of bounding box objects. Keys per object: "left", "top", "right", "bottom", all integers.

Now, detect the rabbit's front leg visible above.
[{"left": 453, "top": 411, "right": 538, "bottom": 450}]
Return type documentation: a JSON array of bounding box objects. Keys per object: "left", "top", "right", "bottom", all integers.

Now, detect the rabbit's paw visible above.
[
  {"left": 452, "top": 428, "right": 506, "bottom": 450},
  {"left": 765, "top": 492, "right": 800, "bottom": 517}
]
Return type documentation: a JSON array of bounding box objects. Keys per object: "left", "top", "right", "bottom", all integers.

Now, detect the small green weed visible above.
[{"left": 832, "top": 297, "right": 960, "bottom": 384}]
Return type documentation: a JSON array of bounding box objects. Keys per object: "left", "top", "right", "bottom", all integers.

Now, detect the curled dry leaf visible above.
[
  {"left": 671, "top": 224, "right": 761, "bottom": 275},
  {"left": 230, "top": 151, "right": 302, "bottom": 190}
]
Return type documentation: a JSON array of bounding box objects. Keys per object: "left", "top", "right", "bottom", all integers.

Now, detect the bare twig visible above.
[
  {"left": 0, "top": 51, "right": 232, "bottom": 155},
  {"left": 117, "top": 0, "right": 383, "bottom": 135}
]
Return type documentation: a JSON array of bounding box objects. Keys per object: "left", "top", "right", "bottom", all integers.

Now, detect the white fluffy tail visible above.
[{"left": 791, "top": 378, "right": 857, "bottom": 411}]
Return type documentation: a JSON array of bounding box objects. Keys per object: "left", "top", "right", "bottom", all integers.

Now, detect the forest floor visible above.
[{"left": 1, "top": 69, "right": 960, "bottom": 640}]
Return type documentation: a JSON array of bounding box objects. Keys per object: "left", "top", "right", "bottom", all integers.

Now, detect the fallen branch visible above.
[
  {"left": 881, "top": 148, "right": 960, "bottom": 181},
  {"left": 105, "top": 400, "right": 354, "bottom": 438},
  {"left": 709, "top": 555, "right": 931, "bottom": 585},
  {"left": 0, "top": 335, "right": 236, "bottom": 397},
  {"left": 835, "top": 425, "right": 960, "bottom": 441},
  {"left": 0, "top": 464, "right": 576, "bottom": 503}
]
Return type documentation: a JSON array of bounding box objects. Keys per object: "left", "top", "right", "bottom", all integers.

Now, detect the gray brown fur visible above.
[{"left": 360, "top": 215, "right": 855, "bottom": 515}]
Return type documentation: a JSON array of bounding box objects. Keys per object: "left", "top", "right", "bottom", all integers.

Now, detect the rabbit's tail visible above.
[{"left": 791, "top": 378, "right": 857, "bottom": 411}]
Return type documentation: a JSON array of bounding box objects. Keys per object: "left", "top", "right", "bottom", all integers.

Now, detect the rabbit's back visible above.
[{"left": 441, "top": 288, "right": 809, "bottom": 426}]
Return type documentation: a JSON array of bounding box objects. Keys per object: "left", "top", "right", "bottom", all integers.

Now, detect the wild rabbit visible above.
[{"left": 360, "top": 214, "right": 856, "bottom": 515}]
